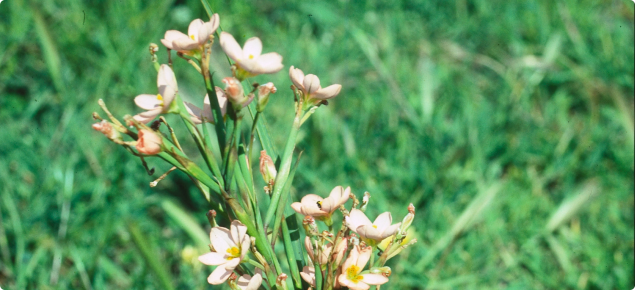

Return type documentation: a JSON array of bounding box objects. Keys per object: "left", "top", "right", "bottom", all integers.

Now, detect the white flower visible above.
[
  {"left": 220, "top": 32, "right": 283, "bottom": 77},
  {"left": 291, "top": 186, "right": 350, "bottom": 218},
  {"left": 236, "top": 269, "right": 263, "bottom": 290},
  {"left": 338, "top": 245, "right": 389, "bottom": 290},
  {"left": 289, "top": 66, "right": 342, "bottom": 101},
  {"left": 198, "top": 221, "right": 251, "bottom": 285},
  {"left": 184, "top": 87, "right": 227, "bottom": 124},
  {"left": 346, "top": 209, "right": 401, "bottom": 242},
  {"left": 161, "top": 15, "right": 220, "bottom": 53},
  {"left": 133, "top": 64, "right": 177, "bottom": 123}
]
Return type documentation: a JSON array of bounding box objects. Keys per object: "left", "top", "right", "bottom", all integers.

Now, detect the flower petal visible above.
[
  {"left": 253, "top": 52, "right": 283, "bottom": 74},
  {"left": 210, "top": 227, "right": 234, "bottom": 253},
  {"left": 188, "top": 19, "right": 204, "bottom": 42},
  {"left": 198, "top": 252, "right": 227, "bottom": 266},
  {"left": 135, "top": 94, "right": 161, "bottom": 110},
  {"left": 346, "top": 209, "right": 373, "bottom": 232},
  {"left": 200, "top": 14, "right": 220, "bottom": 45},
  {"left": 161, "top": 30, "right": 188, "bottom": 49},
  {"left": 343, "top": 244, "right": 360, "bottom": 271},
  {"left": 207, "top": 263, "right": 233, "bottom": 285},
  {"left": 322, "top": 186, "right": 348, "bottom": 213},
  {"left": 303, "top": 74, "right": 321, "bottom": 94},
  {"left": 220, "top": 32, "right": 243, "bottom": 63},
  {"left": 312, "top": 84, "right": 342, "bottom": 100},
  {"left": 133, "top": 108, "right": 161, "bottom": 124},
  {"left": 357, "top": 225, "right": 383, "bottom": 241},
  {"left": 381, "top": 222, "right": 401, "bottom": 239},
  {"left": 304, "top": 237, "right": 315, "bottom": 260},
  {"left": 373, "top": 212, "right": 393, "bottom": 231},
  {"left": 289, "top": 66, "right": 305, "bottom": 89},
  {"left": 300, "top": 266, "right": 316, "bottom": 286},
  {"left": 243, "top": 37, "right": 263, "bottom": 59},
  {"left": 184, "top": 101, "right": 203, "bottom": 124},
  {"left": 172, "top": 38, "right": 200, "bottom": 51},
  {"left": 356, "top": 245, "right": 372, "bottom": 269},
  {"left": 230, "top": 220, "right": 248, "bottom": 246},
  {"left": 361, "top": 274, "right": 389, "bottom": 285}
]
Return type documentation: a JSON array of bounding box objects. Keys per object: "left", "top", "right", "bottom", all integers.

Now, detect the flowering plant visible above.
[{"left": 92, "top": 6, "right": 416, "bottom": 290}]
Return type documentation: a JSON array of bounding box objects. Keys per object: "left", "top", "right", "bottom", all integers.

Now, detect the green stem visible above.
[
  {"left": 247, "top": 111, "right": 261, "bottom": 160},
  {"left": 264, "top": 114, "right": 302, "bottom": 229},
  {"left": 201, "top": 61, "right": 226, "bottom": 159}
]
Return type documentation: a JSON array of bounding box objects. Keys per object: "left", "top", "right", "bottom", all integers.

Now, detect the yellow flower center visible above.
[
  {"left": 316, "top": 201, "right": 323, "bottom": 209},
  {"left": 373, "top": 225, "right": 378, "bottom": 229},
  {"left": 190, "top": 34, "right": 196, "bottom": 40},
  {"left": 156, "top": 94, "right": 164, "bottom": 105},
  {"left": 346, "top": 265, "right": 363, "bottom": 283},
  {"left": 225, "top": 247, "right": 240, "bottom": 260},
  {"left": 249, "top": 54, "right": 254, "bottom": 59}
]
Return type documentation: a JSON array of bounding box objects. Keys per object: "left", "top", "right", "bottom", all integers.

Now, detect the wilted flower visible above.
[
  {"left": 220, "top": 32, "right": 284, "bottom": 79},
  {"left": 289, "top": 66, "right": 342, "bottom": 102},
  {"left": 92, "top": 120, "right": 121, "bottom": 141},
  {"left": 300, "top": 266, "right": 316, "bottom": 287},
  {"left": 291, "top": 186, "right": 350, "bottom": 223},
  {"left": 161, "top": 15, "right": 220, "bottom": 53},
  {"left": 198, "top": 221, "right": 250, "bottom": 285},
  {"left": 338, "top": 245, "right": 389, "bottom": 290},
  {"left": 235, "top": 269, "right": 263, "bottom": 290},
  {"left": 135, "top": 129, "right": 163, "bottom": 155},
  {"left": 345, "top": 209, "right": 401, "bottom": 243},
  {"left": 184, "top": 87, "right": 228, "bottom": 124},
  {"left": 305, "top": 237, "right": 332, "bottom": 265},
  {"left": 133, "top": 64, "right": 178, "bottom": 123}
]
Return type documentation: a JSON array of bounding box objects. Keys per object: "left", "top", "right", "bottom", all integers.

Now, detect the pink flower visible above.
[
  {"left": 338, "top": 245, "right": 389, "bottom": 290},
  {"left": 345, "top": 209, "right": 401, "bottom": 242},
  {"left": 133, "top": 64, "right": 178, "bottom": 123},
  {"left": 289, "top": 66, "right": 342, "bottom": 101},
  {"left": 184, "top": 87, "right": 228, "bottom": 124},
  {"left": 291, "top": 186, "right": 350, "bottom": 219},
  {"left": 220, "top": 32, "right": 283, "bottom": 78},
  {"left": 135, "top": 129, "right": 162, "bottom": 155},
  {"left": 161, "top": 15, "right": 220, "bottom": 53},
  {"left": 198, "top": 221, "right": 251, "bottom": 285}
]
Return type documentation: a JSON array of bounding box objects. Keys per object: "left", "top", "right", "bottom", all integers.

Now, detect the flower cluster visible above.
[
  {"left": 293, "top": 186, "right": 416, "bottom": 289},
  {"left": 92, "top": 8, "right": 414, "bottom": 290}
]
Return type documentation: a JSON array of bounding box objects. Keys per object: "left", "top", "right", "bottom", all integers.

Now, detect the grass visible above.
[{"left": 0, "top": 0, "right": 633, "bottom": 289}]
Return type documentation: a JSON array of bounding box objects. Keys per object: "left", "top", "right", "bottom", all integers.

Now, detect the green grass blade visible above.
[{"left": 127, "top": 221, "right": 175, "bottom": 290}]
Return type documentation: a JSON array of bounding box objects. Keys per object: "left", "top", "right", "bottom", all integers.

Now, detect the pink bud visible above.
[
  {"left": 259, "top": 150, "right": 277, "bottom": 185},
  {"left": 222, "top": 77, "right": 248, "bottom": 106},
  {"left": 136, "top": 129, "right": 163, "bottom": 155}
]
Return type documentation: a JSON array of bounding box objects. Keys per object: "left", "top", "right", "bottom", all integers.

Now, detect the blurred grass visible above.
[{"left": 0, "top": 0, "right": 633, "bottom": 289}]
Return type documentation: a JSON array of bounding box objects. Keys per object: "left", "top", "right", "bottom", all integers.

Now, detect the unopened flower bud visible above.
[
  {"left": 333, "top": 237, "right": 348, "bottom": 265},
  {"left": 206, "top": 210, "right": 217, "bottom": 228},
  {"left": 92, "top": 120, "right": 122, "bottom": 142},
  {"left": 222, "top": 77, "right": 252, "bottom": 108},
  {"left": 276, "top": 273, "right": 289, "bottom": 290},
  {"left": 256, "top": 82, "right": 276, "bottom": 112},
  {"left": 149, "top": 43, "right": 159, "bottom": 54},
  {"left": 399, "top": 203, "right": 415, "bottom": 235},
  {"left": 360, "top": 191, "right": 370, "bottom": 212},
  {"left": 259, "top": 150, "right": 277, "bottom": 186},
  {"left": 135, "top": 129, "right": 163, "bottom": 155}
]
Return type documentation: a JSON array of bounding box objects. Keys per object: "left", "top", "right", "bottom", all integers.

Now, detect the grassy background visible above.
[{"left": 0, "top": 0, "right": 633, "bottom": 289}]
